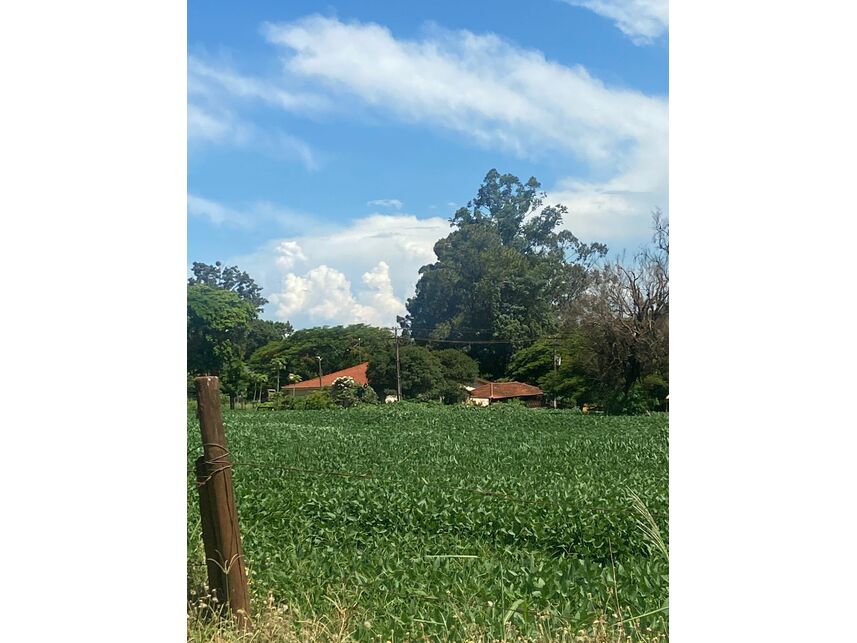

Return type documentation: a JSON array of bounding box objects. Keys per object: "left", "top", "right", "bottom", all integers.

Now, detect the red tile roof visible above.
[
  {"left": 468, "top": 381, "right": 543, "bottom": 400},
  {"left": 282, "top": 362, "right": 369, "bottom": 390}
]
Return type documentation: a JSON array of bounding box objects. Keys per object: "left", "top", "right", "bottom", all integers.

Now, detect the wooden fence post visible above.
[
  {"left": 195, "top": 376, "right": 251, "bottom": 627},
  {"left": 195, "top": 456, "right": 225, "bottom": 603}
]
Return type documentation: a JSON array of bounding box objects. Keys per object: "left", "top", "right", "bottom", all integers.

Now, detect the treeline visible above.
[{"left": 187, "top": 170, "right": 668, "bottom": 413}]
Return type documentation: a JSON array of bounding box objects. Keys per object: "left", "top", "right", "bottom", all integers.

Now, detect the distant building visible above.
[
  {"left": 281, "top": 362, "right": 369, "bottom": 397},
  {"left": 467, "top": 381, "right": 544, "bottom": 407}
]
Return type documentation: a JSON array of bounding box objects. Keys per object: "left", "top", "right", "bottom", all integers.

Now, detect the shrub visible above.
[
  {"left": 437, "top": 381, "right": 468, "bottom": 405},
  {"left": 330, "top": 376, "right": 360, "bottom": 408},
  {"left": 639, "top": 374, "right": 669, "bottom": 412},
  {"left": 356, "top": 384, "right": 379, "bottom": 405},
  {"left": 490, "top": 398, "right": 528, "bottom": 410},
  {"left": 292, "top": 389, "right": 334, "bottom": 410}
]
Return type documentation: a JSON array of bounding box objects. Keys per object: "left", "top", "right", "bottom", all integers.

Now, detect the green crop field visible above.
[{"left": 187, "top": 404, "right": 668, "bottom": 641}]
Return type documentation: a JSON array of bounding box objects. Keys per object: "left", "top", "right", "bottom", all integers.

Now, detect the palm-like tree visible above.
[{"left": 272, "top": 358, "right": 286, "bottom": 391}]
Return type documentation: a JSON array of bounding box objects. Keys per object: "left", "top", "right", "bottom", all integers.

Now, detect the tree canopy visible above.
[
  {"left": 185, "top": 172, "right": 667, "bottom": 415},
  {"left": 367, "top": 344, "right": 444, "bottom": 400},
  {"left": 506, "top": 334, "right": 592, "bottom": 408},
  {"left": 187, "top": 284, "right": 256, "bottom": 376},
  {"left": 188, "top": 261, "right": 269, "bottom": 313},
  {"left": 401, "top": 169, "right": 606, "bottom": 378},
  {"left": 555, "top": 211, "right": 669, "bottom": 412},
  {"left": 434, "top": 348, "right": 479, "bottom": 385},
  {"left": 249, "top": 324, "right": 394, "bottom": 381},
  {"left": 187, "top": 262, "right": 294, "bottom": 407}
]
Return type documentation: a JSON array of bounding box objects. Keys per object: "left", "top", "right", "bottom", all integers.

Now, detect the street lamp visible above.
[{"left": 316, "top": 355, "right": 323, "bottom": 388}]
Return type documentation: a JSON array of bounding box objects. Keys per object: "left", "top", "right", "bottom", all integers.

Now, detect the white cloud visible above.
[
  {"left": 268, "top": 261, "right": 405, "bottom": 327},
  {"left": 187, "top": 194, "right": 247, "bottom": 227},
  {"left": 562, "top": 1, "right": 668, "bottom": 45},
  {"left": 230, "top": 212, "right": 451, "bottom": 327},
  {"left": 272, "top": 132, "right": 319, "bottom": 170},
  {"left": 188, "top": 101, "right": 319, "bottom": 169},
  {"left": 189, "top": 56, "right": 331, "bottom": 112},
  {"left": 358, "top": 261, "right": 403, "bottom": 322},
  {"left": 263, "top": 17, "right": 666, "bottom": 164},
  {"left": 261, "top": 16, "right": 668, "bottom": 245},
  {"left": 187, "top": 194, "right": 316, "bottom": 231},
  {"left": 187, "top": 104, "right": 251, "bottom": 145},
  {"left": 367, "top": 198, "right": 403, "bottom": 209},
  {"left": 187, "top": 56, "right": 322, "bottom": 170},
  {"left": 274, "top": 241, "right": 307, "bottom": 269}
]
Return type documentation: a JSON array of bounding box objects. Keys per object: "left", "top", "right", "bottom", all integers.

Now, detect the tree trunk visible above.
[{"left": 623, "top": 355, "right": 642, "bottom": 396}]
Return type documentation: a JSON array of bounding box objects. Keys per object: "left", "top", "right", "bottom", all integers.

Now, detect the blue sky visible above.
[{"left": 188, "top": 1, "right": 668, "bottom": 328}]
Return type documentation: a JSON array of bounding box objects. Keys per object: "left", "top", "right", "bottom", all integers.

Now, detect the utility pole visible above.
[
  {"left": 553, "top": 352, "right": 561, "bottom": 409},
  {"left": 316, "top": 355, "right": 323, "bottom": 389},
  {"left": 394, "top": 327, "right": 402, "bottom": 401}
]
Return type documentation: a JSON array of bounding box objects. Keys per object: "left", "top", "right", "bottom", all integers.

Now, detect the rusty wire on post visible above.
[{"left": 194, "top": 376, "right": 251, "bottom": 629}]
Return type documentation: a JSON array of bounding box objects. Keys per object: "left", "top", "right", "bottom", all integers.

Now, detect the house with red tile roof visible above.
[
  {"left": 467, "top": 381, "right": 544, "bottom": 407},
  {"left": 281, "top": 362, "right": 369, "bottom": 397}
]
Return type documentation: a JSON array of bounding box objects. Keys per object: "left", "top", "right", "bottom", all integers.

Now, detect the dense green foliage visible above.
[
  {"left": 367, "top": 344, "right": 445, "bottom": 399},
  {"left": 187, "top": 406, "right": 668, "bottom": 640},
  {"left": 187, "top": 266, "right": 295, "bottom": 406},
  {"left": 330, "top": 376, "right": 379, "bottom": 408},
  {"left": 506, "top": 336, "right": 592, "bottom": 408},
  {"left": 187, "top": 285, "right": 256, "bottom": 372},
  {"left": 402, "top": 169, "right": 607, "bottom": 378},
  {"left": 251, "top": 324, "right": 393, "bottom": 382},
  {"left": 188, "top": 261, "right": 274, "bottom": 314},
  {"left": 435, "top": 348, "right": 479, "bottom": 385},
  {"left": 187, "top": 172, "right": 667, "bottom": 413}
]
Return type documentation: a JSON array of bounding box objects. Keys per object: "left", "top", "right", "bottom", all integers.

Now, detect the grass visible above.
[
  {"left": 187, "top": 404, "right": 668, "bottom": 641},
  {"left": 187, "top": 591, "right": 667, "bottom": 643}
]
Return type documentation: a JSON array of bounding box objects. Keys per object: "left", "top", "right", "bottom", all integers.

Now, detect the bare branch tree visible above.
[{"left": 565, "top": 211, "right": 669, "bottom": 402}]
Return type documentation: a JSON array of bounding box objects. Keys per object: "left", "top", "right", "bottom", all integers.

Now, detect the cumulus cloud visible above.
[
  {"left": 562, "top": 1, "right": 668, "bottom": 45},
  {"left": 261, "top": 16, "right": 667, "bottom": 245},
  {"left": 268, "top": 261, "right": 404, "bottom": 326},
  {"left": 274, "top": 241, "right": 307, "bottom": 269},
  {"left": 359, "top": 261, "right": 404, "bottom": 322},
  {"left": 229, "top": 212, "right": 451, "bottom": 327},
  {"left": 190, "top": 16, "right": 667, "bottom": 329}
]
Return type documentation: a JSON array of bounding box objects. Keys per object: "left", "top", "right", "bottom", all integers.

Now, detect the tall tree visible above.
[
  {"left": 188, "top": 261, "right": 269, "bottom": 313},
  {"left": 564, "top": 211, "right": 669, "bottom": 410},
  {"left": 187, "top": 284, "right": 256, "bottom": 408},
  {"left": 401, "top": 169, "right": 606, "bottom": 377}
]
